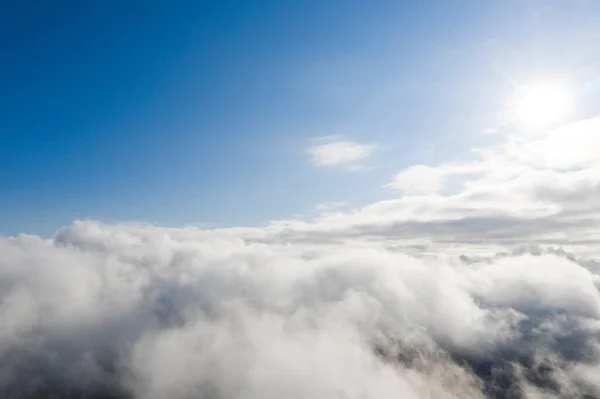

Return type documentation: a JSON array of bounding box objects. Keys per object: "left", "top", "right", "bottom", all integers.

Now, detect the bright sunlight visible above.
[{"left": 512, "top": 82, "right": 572, "bottom": 128}]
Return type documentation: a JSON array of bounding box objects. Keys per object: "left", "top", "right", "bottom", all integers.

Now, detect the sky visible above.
[
  {"left": 1, "top": 0, "right": 600, "bottom": 248},
  {"left": 4, "top": 2, "right": 600, "bottom": 397},
  {"left": 2, "top": 0, "right": 597, "bottom": 236}
]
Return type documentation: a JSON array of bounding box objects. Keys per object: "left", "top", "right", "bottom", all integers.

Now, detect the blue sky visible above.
[{"left": 1, "top": 0, "right": 599, "bottom": 236}]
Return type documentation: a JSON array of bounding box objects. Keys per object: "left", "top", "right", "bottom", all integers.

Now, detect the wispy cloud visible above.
[
  {"left": 314, "top": 201, "right": 347, "bottom": 212},
  {"left": 384, "top": 163, "right": 486, "bottom": 194},
  {"left": 307, "top": 136, "right": 377, "bottom": 168}
]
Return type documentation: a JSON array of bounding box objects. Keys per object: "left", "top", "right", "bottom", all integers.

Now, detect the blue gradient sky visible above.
[{"left": 1, "top": 0, "right": 598, "bottom": 235}]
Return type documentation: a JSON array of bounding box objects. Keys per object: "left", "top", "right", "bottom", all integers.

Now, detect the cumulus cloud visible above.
[
  {"left": 2, "top": 114, "right": 600, "bottom": 399},
  {"left": 307, "top": 136, "right": 376, "bottom": 168},
  {"left": 1, "top": 220, "right": 600, "bottom": 398}
]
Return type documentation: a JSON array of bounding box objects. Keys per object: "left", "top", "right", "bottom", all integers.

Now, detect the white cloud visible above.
[
  {"left": 511, "top": 116, "right": 600, "bottom": 169},
  {"left": 385, "top": 162, "right": 489, "bottom": 195},
  {"left": 2, "top": 220, "right": 600, "bottom": 398},
  {"left": 2, "top": 114, "right": 600, "bottom": 399},
  {"left": 315, "top": 201, "right": 347, "bottom": 212},
  {"left": 307, "top": 137, "right": 376, "bottom": 167},
  {"left": 345, "top": 114, "right": 600, "bottom": 256},
  {"left": 385, "top": 165, "right": 447, "bottom": 194}
]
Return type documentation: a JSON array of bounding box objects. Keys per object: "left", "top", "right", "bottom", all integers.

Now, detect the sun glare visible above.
[{"left": 512, "top": 82, "right": 572, "bottom": 128}]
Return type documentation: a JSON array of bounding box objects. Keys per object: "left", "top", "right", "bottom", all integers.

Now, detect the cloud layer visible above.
[
  {"left": 2, "top": 114, "right": 599, "bottom": 398},
  {"left": 276, "top": 115, "right": 600, "bottom": 258},
  {"left": 2, "top": 220, "right": 600, "bottom": 398}
]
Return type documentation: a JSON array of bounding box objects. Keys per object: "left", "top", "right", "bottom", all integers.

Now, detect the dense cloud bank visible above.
[{"left": 1, "top": 220, "right": 600, "bottom": 398}]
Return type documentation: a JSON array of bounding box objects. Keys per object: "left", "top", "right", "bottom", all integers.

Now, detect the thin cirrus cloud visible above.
[{"left": 307, "top": 136, "right": 377, "bottom": 168}]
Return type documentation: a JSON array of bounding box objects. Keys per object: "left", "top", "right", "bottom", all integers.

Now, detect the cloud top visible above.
[{"left": 1, "top": 220, "right": 600, "bottom": 398}]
